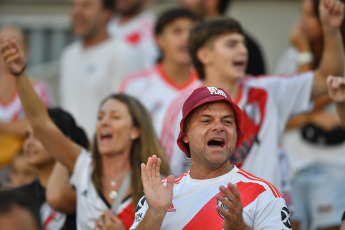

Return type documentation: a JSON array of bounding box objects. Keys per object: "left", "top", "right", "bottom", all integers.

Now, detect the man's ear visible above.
[
  {"left": 182, "top": 134, "right": 189, "bottom": 144},
  {"left": 197, "top": 47, "right": 212, "bottom": 65}
]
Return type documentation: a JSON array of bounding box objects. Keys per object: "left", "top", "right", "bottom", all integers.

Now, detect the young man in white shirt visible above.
[{"left": 119, "top": 8, "right": 200, "bottom": 148}]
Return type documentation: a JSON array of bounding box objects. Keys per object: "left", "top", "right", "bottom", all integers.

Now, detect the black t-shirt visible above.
[{"left": 13, "top": 179, "right": 76, "bottom": 230}]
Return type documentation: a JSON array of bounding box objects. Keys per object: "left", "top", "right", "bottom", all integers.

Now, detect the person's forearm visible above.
[
  {"left": 313, "top": 28, "right": 344, "bottom": 99},
  {"left": 46, "top": 162, "right": 76, "bottom": 214},
  {"left": 135, "top": 209, "right": 166, "bottom": 230},
  {"left": 14, "top": 72, "right": 50, "bottom": 131},
  {"left": 14, "top": 71, "right": 78, "bottom": 171},
  {"left": 335, "top": 101, "right": 345, "bottom": 125},
  {"left": 317, "top": 29, "right": 344, "bottom": 83}
]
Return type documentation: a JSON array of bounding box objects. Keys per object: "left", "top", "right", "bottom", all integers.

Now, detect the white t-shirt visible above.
[
  {"left": 107, "top": 10, "right": 158, "bottom": 70},
  {"left": 275, "top": 47, "right": 345, "bottom": 178},
  {"left": 130, "top": 166, "right": 291, "bottom": 229},
  {"left": 59, "top": 37, "right": 140, "bottom": 139},
  {"left": 0, "top": 80, "right": 49, "bottom": 122},
  {"left": 70, "top": 149, "right": 134, "bottom": 230},
  {"left": 160, "top": 72, "right": 314, "bottom": 192},
  {"left": 119, "top": 64, "right": 200, "bottom": 138}
]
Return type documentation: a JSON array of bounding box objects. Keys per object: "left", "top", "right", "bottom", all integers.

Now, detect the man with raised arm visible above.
[{"left": 130, "top": 87, "right": 291, "bottom": 229}]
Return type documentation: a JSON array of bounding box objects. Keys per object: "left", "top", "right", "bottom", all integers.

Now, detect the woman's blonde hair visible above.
[{"left": 91, "top": 94, "right": 170, "bottom": 206}]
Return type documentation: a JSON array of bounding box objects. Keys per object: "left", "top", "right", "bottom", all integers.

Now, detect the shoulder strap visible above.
[{"left": 111, "top": 171, "right": 131, "bottom": 214}]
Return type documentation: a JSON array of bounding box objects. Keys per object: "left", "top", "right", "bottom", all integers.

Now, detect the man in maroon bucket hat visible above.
[
  {"left": 130, "top": 86, "right": 291, "bottom": 230},
  {"left": 176, "top": 86, "right": 245, "bottom": 157}
]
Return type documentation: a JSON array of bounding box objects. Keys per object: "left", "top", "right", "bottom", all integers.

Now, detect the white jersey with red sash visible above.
[
  {"left": 130, "top": 166, "right": 291, "bottom": 229},
  {"left": 160, "top": 72, "right": 314, "bottom": 193}
]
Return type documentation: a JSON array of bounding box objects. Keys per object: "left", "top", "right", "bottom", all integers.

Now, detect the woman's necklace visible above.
[{"left": 103, "top": 173, "right": 118, "bottom": 200}]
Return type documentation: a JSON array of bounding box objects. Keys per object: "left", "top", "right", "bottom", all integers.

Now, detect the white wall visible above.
[{"left": 229, "top": 0, "right": 300, "bottom": 73}]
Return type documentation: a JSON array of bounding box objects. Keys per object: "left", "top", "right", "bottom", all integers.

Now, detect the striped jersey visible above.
[
  {"left": 0, "top": 80, "right": 49, "bottom": 122},
  {"left": 130, "top": 166, "right": 291, "bottom": 229}
]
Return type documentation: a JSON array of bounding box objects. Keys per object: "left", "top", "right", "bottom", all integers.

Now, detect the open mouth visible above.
[
  {"left": 233, "top": 61, "right": 246, "bottom": 68},
  {"left": 100, "top": 132, "right": 113, "bottom": 141},
  {"left": 207, "top": 139, "right": 225, "bottom": 148}
]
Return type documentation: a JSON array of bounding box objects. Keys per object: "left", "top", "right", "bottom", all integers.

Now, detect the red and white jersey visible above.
[
  {"left": 119, "top": 64, "right": 200, "bottom": 137},
  {"left": 70, "top": 149, "right": 134, "bottom": 230},
  {"left": 130, "top": 166, "right": 291, "bottom": 229},
  {"left": 160, "top": 72, "right": 314, "bottom": 191},
  {"left": 0, "top": 80, "right": 50, "bottom": 122},
  {"left": 107, "top": 10, "right": 159, "bottom": 70}
]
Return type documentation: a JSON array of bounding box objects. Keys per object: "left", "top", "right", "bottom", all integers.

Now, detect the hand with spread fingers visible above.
[
  {"left": 141, "top": 155, "right": 175, "bottom": 218},
  {"left": 216, "top": 182, "right": 250, "bottom": 230},
  {"left": 0, "top": 38, "right": 27, "bottom": 77},
  {"left": 94, "top": 210, "right": 126, "bottom": 230}
]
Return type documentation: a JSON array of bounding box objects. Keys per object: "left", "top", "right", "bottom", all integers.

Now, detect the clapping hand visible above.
[
  {"left": 216, "top": 182, "right": 250, "bottom": 230},
  {"left": 94, "top": 210, "right": 125, "bottom": 230},
  {"left": 141, "top": 155, "right": 175, "bottom": 216}
]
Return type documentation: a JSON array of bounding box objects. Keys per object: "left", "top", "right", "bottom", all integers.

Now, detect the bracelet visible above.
[
  {"left": 10, "top": 64, "right": 27, "bottom": 77},
  {"left": 297, "top": 52, "right": 313, "bottom": 64}
]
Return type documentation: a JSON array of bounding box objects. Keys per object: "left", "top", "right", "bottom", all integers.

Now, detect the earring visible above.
[{"left": 130, "top": 134, "right": 136, "bottom": 140}]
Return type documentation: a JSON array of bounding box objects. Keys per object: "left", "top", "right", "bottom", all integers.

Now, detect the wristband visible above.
[
  {"left": 297, "top": 52, "right": 313, "bottom": 64},
  {"left": 11, "top": 64, "right": 27, "bottom": 77}
]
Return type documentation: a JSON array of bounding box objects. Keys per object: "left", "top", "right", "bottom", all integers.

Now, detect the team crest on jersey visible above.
[
  {"left": 243, "top": 100, "right": 261, "bottom": 126},
  {"left": 207, "top": 87, "right": 227, "bottom": 98},
  {"left": 217, "top": 197, "right": 227, "bottom": 219}
]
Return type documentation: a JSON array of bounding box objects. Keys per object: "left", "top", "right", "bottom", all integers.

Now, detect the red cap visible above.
[{"left": 177, "top": 86, "right": 245, "bottom": 156}]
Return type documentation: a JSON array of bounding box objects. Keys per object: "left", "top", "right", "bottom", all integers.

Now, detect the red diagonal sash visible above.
[{"left": 183, "top": 181, "right": 266, "bottom": 229}]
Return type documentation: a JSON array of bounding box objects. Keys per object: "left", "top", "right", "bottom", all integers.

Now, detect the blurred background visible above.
[{"left": 0, "top": 0, "right": 300, "bottom": 104}]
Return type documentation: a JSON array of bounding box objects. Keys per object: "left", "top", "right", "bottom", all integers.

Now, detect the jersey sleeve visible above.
[
  {"left": 70, "top": 149, "right": 90, "bottom": 189},
  {"left": 130, "top": 196, "right": 149, "bottom": 229},
  {"left": 253, "top": 196, "right": 292, "bottom": 230},
  {"left": 253, "top": 72, "right": 314, "bottom": 133}
]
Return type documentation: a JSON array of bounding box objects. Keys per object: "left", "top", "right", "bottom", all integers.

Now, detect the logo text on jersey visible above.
[
  {"left": 167, "top": 203, "right": 176, "bottom": 212},
  {"left": 134, "top": 213, "right": 143, "bottom": 222},
  {"left": 207, "top": 87, "right": 227, "bottom": 98}
]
